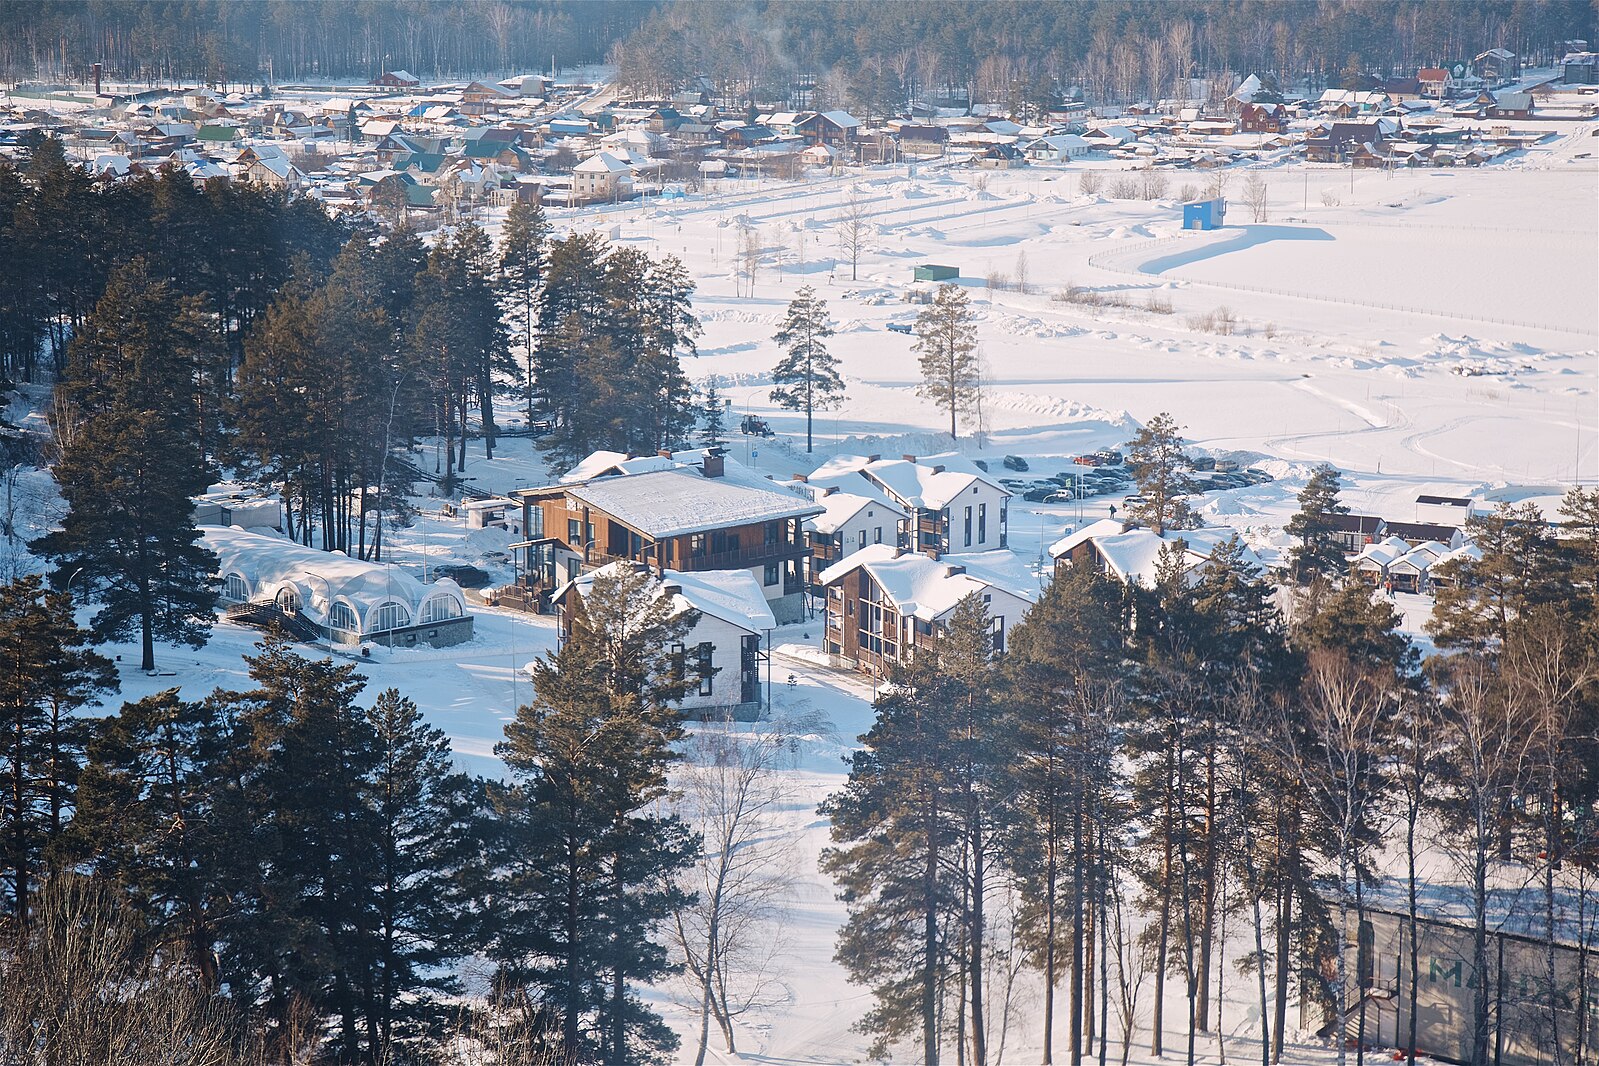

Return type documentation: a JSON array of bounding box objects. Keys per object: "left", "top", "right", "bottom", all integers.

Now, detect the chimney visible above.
[
  {"left": 702, "top": 451, "right": 725, "bottom": 478},
  {"left": 902, "top": 454, "right": 918, "bottom": 463},
  {"left": 663, "top": 584, "right": 683, "bottom": 598},
  {"left": 658, "top": 449, "right": 673, "bottom": 459},
  {"left": 791, "top": 473, "right": 808, "bottom": 482},
  {"left": 923, "top": 547, "right": 941, "bottom": 561},
  {"left": 932, "top": 464, "right": 945, "bottom": 475},
  {"left": 868, "top": 454, "right": 881, "bottom": 463},
  {"left": 892, "top": 547, "right": 906, "bottom": 559},
  {"left": 822, "top": 486, "right": 837, "bottom": 496},
  {"left": 944, "top": 564, "right": 966, "bottom": 577}
]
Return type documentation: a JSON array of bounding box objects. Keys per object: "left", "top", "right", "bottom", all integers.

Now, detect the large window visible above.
[
  {"left": 567, "top": 518, "right": 582, "bottom": 544},
  {"left": 275, "top": 587, "right": 299, "bottom": 613},
  {"left": 419, "top": 596, "right": 462, "bottom": 624},
  {"left": 764, "top": 563, "right": 780, "bottom": 587},
  {"left": 223, "top": 573, "right": 249, "bottom": 602},
  {"left": 696, "top": 642, "right": 714, "bottom": 696},
  {"left": 373, "top": 601, "right": 411, "bottom": 632},
  {"left": 329, "top": 601, "right": 359, "bottom": 633},
  {"left": 964, "top": 506, "right": 972, "bottom": 547},
  {"left": 978, "top": 503, "right": 987, "bottom": 544}
]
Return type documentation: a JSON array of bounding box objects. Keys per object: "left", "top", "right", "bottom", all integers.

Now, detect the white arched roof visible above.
[{"left": 204, "top": 527, "right": 467, "bottom": 636}]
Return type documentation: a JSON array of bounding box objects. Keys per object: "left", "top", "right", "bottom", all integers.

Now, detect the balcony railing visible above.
[{"left": 678, "top": 541, "right": 807, "bottom": 570}]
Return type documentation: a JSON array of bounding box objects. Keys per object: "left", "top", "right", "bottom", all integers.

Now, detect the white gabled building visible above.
[
  {"left": 554, "top": 561, "right": 775, "bottom": 713},
  {"left": 571, "top": 150, "right": 634, "bottom": 202},
  {"left": 805, "top": 452, "right": 1011, "bottom": 556},
  {"left": 205, "top": 526, "right": 472, "bottom": 648},
  {"left": 819, "top": 544, "right": 1033, "bottom": 673},
  {"left": 791, "top": 481, "right": 909, "bottom": 591}
]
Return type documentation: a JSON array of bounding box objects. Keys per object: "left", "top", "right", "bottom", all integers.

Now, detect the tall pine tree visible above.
[
  {"left": 499, "top": 200, "right": 551, "bottom": 422},
  {"left": 490, "top": 566, "right": 697, "bottom": 1065},
  {"left": 0, "top": 575, "right": 116, "bottom": 921},
  {"left": 912, "top": 283, "right": 980, "bottom": 442},
  {"left": 770, "top": 285, "right": 842, "bottom": 453}
]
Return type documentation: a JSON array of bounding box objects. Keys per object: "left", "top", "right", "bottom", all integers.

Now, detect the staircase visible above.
[{"left": 225, "top": 600, "right": 322, "bottom": 644}]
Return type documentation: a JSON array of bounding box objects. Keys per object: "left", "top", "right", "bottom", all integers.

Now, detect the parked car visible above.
[
  {"left": 1003, "top": 455, "right": 1030, "bottom": 472},
  {"left": 887, "top": 322, "right": 913, "bottom": 334},
  {"left": 1043, "top": 490, "right": 1079, "bottom": 504},
  {"left": 1094, "top": 449, "right": 1124, "bottom": 465},
  {"left": 1023, "top": 485, "right": 1058, "bottom": 502}
]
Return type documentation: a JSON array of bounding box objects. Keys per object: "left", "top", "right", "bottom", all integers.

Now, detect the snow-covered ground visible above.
[{"left": 4, "top": 109, "right": 1595, "bottom": 1064}]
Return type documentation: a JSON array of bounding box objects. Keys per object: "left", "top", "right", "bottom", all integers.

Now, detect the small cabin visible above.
[
  {"left": 1182, "top": 197, "right": 1226, "bottom": 230},
  {"left": 913, "top": 263, "right": 960, "bottom": 283}
]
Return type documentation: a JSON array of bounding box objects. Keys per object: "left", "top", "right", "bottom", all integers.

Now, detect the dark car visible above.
[
  {"left": 887, "top": 322, "right": 913, "bottom": 334},
  {"left": 1023, "top": 485, "right": 1057, "bottom": 502},
  {"left": 1003, "top": 455, "right": 1029, "bottom": 472}
]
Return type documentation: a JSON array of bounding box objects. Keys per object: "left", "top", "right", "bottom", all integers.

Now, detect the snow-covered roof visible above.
[
  {"left": 1390, "top": 540, "right": 1451, "bottom": 573},
  {"left": 1352, "top": 535, "right": 1414, "bottom": 569},
  {"left": 574, "top": 150, "right": 632, "bottom": 174},
  {"left": 808, "top": 452, "right": 1009, "bottom": 511},
  {"left": 802, "top": 487, "right": 907, "bottom": 535},
  {"left": 204, "top": 526, "right": 466, "bottom": 636},
  {"left": 1053, "top": 523, "right": 1256, "bottom": 588},
  {"left": 560, "top": 561, "right": 775, "bottom": 633},
  {"left": 817, "top": 544, "right": 1032, "bottom": 623},
  {"left": 563, "top": 467, "right": 821, "bottom": 539},
  {"left": 1047, "top": 518, "right": 1128, "bottom": 559}
]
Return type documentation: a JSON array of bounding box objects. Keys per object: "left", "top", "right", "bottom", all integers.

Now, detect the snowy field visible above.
[{"left": 6, "top": 113, "right": 1597, "bottom": 1064}]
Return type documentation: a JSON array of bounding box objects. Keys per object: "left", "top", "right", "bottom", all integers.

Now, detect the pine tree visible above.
[
  {"left": 1285, "top": 464, "right": 1350, "bottom": 585},
  {"left": 499, "top": 200, "right": 551, "bottom": 422},
  {"left": 1002, "top": 564, "right": 1128, "bottom": 1063},
  {"left": 822, "top": 653, "right": 963, "bottom": 1063},
  {"left": 0, "top": 575, "right": 117, "bottom": 921},
  {"left": 1429, "top": 501, "right": 1561, "bottom": 650},
  {"left": 912, "top": 283, "right": 980, "bottom": 442},
  {"left": 490, "top": 566, "right": 697, "bottom": 1065},
  {"left": 362, "top": 688, "right": 489, "bottom": 1055},
  {"left": 770, "top": 285, "right": 842, "bottom": 453},
  {"left": 699, "top": 379, "right": 729, "bottom": 450},
  {"left": 71, "top": 689, "right": 229, "bottom": 987},
  {"left": 1124, "top": 412, "right": 1196, "bottom": 535},
  {"left": 33, "top": 406, "right": 217, "bottom": 672},
  {"left": 210, "top": 639, "right": 382, "bottom": 1061}
]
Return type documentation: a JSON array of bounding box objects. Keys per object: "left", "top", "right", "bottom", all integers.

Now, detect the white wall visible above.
[
  {"left": 944, "top": 483, "right": 1009, "bottom": 552},
  {"left": 677, "top": 612, "right": 760, "bottom": 712}
]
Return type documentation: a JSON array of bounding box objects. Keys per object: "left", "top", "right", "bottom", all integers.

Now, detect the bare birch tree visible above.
[
  {"left": 837, "top": 186, "right": 869, "bottom": 282},
  {"left": 672, "top": 712, "right": 821, "bottom": 1063}
]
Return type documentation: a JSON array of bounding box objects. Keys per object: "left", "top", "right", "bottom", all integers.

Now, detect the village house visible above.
[
  {"left": 509, "top": 449, "right": 823, "bottom": 623},
  {"left": 804, "top": 453, "right": 1011, "bottom": 556},
  {"left": 819, "top": 544, "right": 1032, "bottom": 673},
  {"left": 1023, "top": 133, "right": 1091, "bottom": 162},
  {"left": 1384, "top": 520, "right": 1465, "bottom": 548},
  {"left": 571, "top": 150, "right": 635, "bottom": 201},
  {"left": 1328, "top": 513, "right": 1387, "bottom": 554},
  {"left": 1472, "top": 48, "right": 1519, "bottom": 87},
  {"left": 1417, "top": 67, "right": 1455, "bottom": 99},
  {"left": 554, "top": 561, "right": 774, "bottom": 714},
  {"left": 1237, "top": 102, "right": 1288, "bottom": 134},
  {"left": 1304, "top": 120, "right": 1392, "bottom": 162},
  {"left": 370, "top": 70, "right": 420, "bottom": 89}
]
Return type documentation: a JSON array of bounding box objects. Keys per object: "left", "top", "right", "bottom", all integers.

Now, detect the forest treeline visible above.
[
  {"left": 612, "top": 0, "right": 1595, "bottom": 113},
  {"left": 0, "top": 0, "right": 651, "bottom": 86},
  {"left": 0, "top": 140, "right": 700, "bottom": 671}
]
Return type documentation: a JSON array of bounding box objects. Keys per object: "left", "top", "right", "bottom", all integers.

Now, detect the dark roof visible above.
[
  {"left": 1385, "top": 521, "right": 1458, "bottom": 541},
  {"left": 1329, "top": 513, "right": 1386, "bottom": 534},
  {"left": 1416, "top": 494, "right": 1471, "bottom": 507}
]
